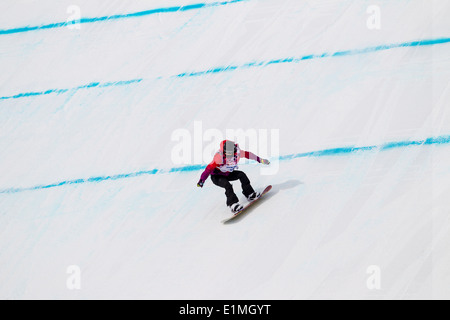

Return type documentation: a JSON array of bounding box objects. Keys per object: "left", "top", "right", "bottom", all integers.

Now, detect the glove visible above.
[
  {"left": 197, "top": 180, "right": 204, "bottom": 188},
  {"left": 260, "top": 159, "right": 270, "bottom": 165}
]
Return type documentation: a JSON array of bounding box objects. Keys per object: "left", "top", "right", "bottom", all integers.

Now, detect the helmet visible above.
[{"left": 220, "top": 140, "right": 237, "bottom": 158}]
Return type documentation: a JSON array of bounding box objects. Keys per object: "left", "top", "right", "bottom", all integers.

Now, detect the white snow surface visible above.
[{"left": 0, "top": 0, "right": 450, "bottom": 299}]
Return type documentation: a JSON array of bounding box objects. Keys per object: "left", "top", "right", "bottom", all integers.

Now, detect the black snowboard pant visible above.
[{"left": 211, "top": 171, "right": 255, "bottom": 206}]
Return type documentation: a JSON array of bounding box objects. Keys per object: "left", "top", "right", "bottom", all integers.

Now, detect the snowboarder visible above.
[{"left": 197, "top": 140, "right": 270, "bottom": 213}]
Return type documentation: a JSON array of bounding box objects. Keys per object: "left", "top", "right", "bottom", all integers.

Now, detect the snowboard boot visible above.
[
  {"left": 229, "top": 202, "right": 243, "bottom": 214},
  {"left": 247, "top": 191, "right": 261, "bottom": 201}
]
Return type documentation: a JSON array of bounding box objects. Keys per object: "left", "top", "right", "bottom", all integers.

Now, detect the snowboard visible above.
[{"left": 221, "top": 185, "right": 272, "bottom": 224}]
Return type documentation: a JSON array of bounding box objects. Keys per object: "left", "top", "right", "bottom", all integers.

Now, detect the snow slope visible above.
[{"left": 0, "top": 0, "right": 450, "bottom": 299}]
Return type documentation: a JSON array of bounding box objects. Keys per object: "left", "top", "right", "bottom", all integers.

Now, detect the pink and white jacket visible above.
[{"left": 199, "top": 145, "right": 261, "bottom": 182}]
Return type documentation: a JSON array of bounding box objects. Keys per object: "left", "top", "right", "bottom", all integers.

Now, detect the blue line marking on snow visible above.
[
  {"left": 0, "top": 0, "right": 247, "bottom": 35},
  {"left": 175, "top": 37, "right": 450, "bottom": 78},
  {"left": 1, "top": 135, "right": 449, "bottom": 194},
  {"left": 0, "top": 79, "right": 143, "bottom": 100},
  {"left": 1, "top": 37, "right": 449, "bottom": 101}
]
